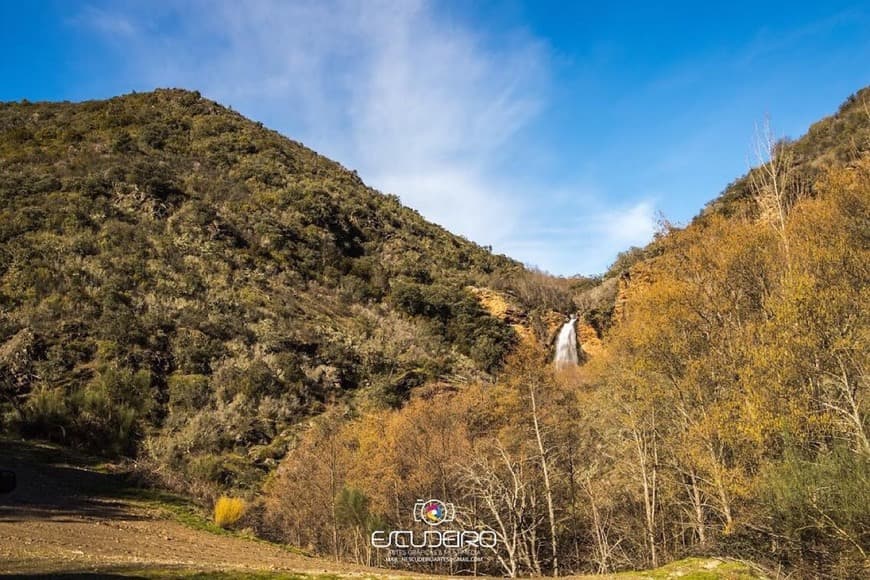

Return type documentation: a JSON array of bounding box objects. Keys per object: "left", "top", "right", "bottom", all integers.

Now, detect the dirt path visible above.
[{"left": 0, "top": 439, "right": 396, "bottom": 578}]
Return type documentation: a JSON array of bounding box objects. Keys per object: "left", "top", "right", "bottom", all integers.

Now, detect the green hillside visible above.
[{"left": 0, "top": 89, "right": 569, "bottom": 487}]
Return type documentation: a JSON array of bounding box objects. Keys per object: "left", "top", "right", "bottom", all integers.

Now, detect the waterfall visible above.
[{"left": 554, "top": 316, "right": 579, "bottom": 366}]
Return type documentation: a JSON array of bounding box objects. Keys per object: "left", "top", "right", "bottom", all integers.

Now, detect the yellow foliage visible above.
[
  {"left": 263, "top": 154, "right": 869, "bottom": 575},
  {"left": 213, "top": 496, "right": 246, "bottom": 529},
  {"left": 468, "top": 286, "right": 516, "bottom": 320},
  {"left": 577, "top": 321, "right": 603, "bottom": 358}
]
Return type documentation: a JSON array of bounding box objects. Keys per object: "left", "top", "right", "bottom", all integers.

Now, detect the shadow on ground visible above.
[
  {"left": 1, "top": 575, "right": 145, "bottom": 579},
  {"left": 1, "top": 566, "right": 324, "bottom": 579},
  {"left": 0, "top": 438, "right": 146, "bottom": 523}
]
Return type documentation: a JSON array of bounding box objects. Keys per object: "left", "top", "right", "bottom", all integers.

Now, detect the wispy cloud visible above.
[
  {"left": 72, "top": 5, "right": 137, "bottom": 37},
  {"left": 503, "top": 199, "right": 657, "bottom": 276},
  {"left": 75, "top": 0, "right": 655, "bottom": 275},
  {"left": 597, "top": 200, "right": 657, "bottom": 246}
]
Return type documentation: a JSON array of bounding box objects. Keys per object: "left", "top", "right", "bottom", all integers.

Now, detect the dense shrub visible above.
[
  {"left": 390, "top": 280, "right": 516, "bottom": 372},
  {"left": 0, "top": 88, "right": 529, "bottom": 474}
]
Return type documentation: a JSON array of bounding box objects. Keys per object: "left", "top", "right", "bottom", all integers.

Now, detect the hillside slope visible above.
[
  {"left": 567, "top": 89, "right": 869, "bottom": 577},
  {"left": 705, "top": 86, "right": 870, "bottom": 219},
  {"left": 0, "top": 89, "right": 562, "bottom": 488},
  {"left": 574, "top": 86, "right": 870, "bottom": 329}
]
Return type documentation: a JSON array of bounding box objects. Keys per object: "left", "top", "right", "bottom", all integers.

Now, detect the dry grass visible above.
[{"left": 214, "top": 496, "right": 246, "bottom": 529}]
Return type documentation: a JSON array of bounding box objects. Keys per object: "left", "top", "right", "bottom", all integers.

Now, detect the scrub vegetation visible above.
[{"left": 2, "top": 87, "right": 868, "bottom": 578}]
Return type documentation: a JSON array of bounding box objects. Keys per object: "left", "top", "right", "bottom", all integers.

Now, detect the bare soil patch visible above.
[{"left": 0, "top": 439, "right": 392, "bottom": 578}]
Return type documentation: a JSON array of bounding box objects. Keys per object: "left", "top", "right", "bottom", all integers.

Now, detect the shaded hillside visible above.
[{"left": 0, "top": 88, "right": 565, "bottom": 486}]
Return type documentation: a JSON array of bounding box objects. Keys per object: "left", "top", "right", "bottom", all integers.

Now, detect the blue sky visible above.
[{"left": 2, "top": 1, "right": 869, "bottom": 275}]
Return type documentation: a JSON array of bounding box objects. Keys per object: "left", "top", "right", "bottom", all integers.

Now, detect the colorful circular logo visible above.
[{"left": 420, "top": 499, "right": 448, "bottom": 526}]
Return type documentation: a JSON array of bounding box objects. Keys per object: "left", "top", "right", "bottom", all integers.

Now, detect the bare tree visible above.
[
  {"left": 749, "top": 117, "right": 806, "bottom": 270},
  {"left": 625, "top": 405, "right": 660, "bottom": 569},
  {"left": 460, "top": 441, "right": 541, "bottom": 578},
  {"left": 582, "top": 470, "right": 624, "bottom": 574},
  {"left": 529, "top": 379, "right": 560, "bottom": 576},
  {"left": 819, "top": 354, "right": 870, "bottom": 457}
]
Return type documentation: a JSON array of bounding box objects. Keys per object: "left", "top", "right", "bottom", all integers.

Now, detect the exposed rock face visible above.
[
  {"left": 542, "top": 310, "right": 568, "bottom": 343},
  {"left": 467, "top": 286, "right": 527, "bottom": 325},
  {"left": 468, "top": 286, "right": 536, "bottom": 346},
  {"left": 575, "top": 276, "right": 618, "bottom": 314},
  {"left": 577, "top": 322, "right": 603, "bottom": 358},
  {"left": 613, "top": 272, "right": 631, "bottom": 323}
]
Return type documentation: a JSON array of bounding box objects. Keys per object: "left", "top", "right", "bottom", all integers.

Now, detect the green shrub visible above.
[
  {"left": 21, "top": 385, "right": 69, "bottom": 442},
  {"left": 72, "top": 383, "right": 138, "bottom": 455},
  {"left": 761, "top": 446, "right": 870, "bottom": 576},
  {"left": 167, "top": 373, "right": 211, "bottom": 413},
  {"left": 390, "top": 280, "right": 516, "bottom": 372},
  {"left": 112, "top": 130, "right": 137, "bottom": 153},
  {"left": 140, "top": 124, "right": 169, "bottom": 150}
]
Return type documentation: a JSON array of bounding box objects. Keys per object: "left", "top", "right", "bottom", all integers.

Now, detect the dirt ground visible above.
[{"left": 0, "top": 439, "right": 394, "bottom": 578}]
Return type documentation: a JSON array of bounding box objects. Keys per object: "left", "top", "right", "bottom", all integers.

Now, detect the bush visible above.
[
  {"left": 21, "top": 385, "right": 69, "bottom": 442},
  {"left": 72, "top": 383, "right": 139, "bottom": 456},
  {"left": 605, "top": 245, "right": 648, "bottom": 277},
  {"left": 167, "top": 373, "right": 211, "bottom": 413},
  {"left": 760, "top": 446, "right": 870, "bottom": 576},
  {"left": 214, "top": 495, "right": 246, "bottom": 529},
  {"left": 389, "top": 280, "right": 516, "bottom": 373}
]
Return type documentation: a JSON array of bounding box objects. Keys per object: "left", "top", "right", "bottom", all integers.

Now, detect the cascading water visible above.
[{"left": 554, "top": 316, "right": 579, "bottom": 366}]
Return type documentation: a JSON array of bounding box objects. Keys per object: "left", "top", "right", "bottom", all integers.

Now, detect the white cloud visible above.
[
  {"left": 78, "top": 0, "right": 545, "bottom": 246},
  {"left": 373, "top": 168, "right": 519, "bottom": 243},
  {"left": 502, "top": 199, "right": 657, "bottom": 276},
  {"left": 597, "top": 201, "right": 657, "bottom": 246}
]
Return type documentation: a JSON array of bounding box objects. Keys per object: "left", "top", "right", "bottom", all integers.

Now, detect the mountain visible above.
[{"left": 0, "top": 89, "right": 574, "bottom": 483}]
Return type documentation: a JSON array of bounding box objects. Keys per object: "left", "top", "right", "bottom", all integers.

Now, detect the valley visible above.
[{"left": 1, "top": 87, "right": 868, "bottom": 578}]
